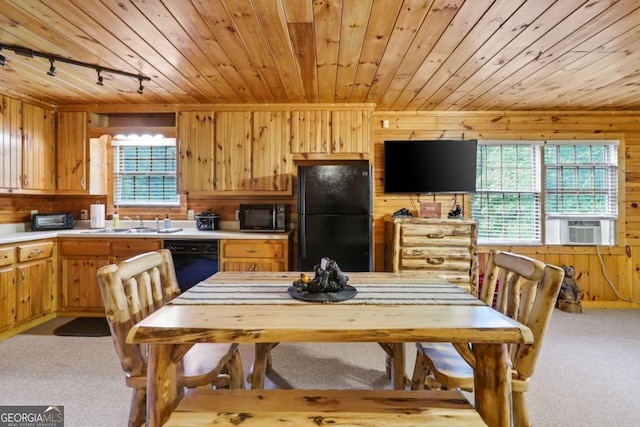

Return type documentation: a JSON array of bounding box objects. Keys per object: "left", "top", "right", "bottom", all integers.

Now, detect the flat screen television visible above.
[{"left": 383, "top": 139, "right": 477, "bottom": 194}]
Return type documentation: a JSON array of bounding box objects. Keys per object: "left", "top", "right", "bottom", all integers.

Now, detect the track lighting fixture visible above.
[
  {"left": 47, "top": 58, "right": 55, "bottom": 76},
  {"left": 0, "top": 43, "right": 150, "bottom": 92}
]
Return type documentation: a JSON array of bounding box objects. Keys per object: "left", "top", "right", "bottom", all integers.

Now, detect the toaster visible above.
[
  {"left": 196, "top": 212, "right": 220, "bottom": 230},
  {"left": 32, "top": 212, "right": 75, "bottom": 231}
]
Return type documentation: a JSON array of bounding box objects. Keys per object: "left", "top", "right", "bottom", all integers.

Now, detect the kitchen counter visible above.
[{"left": 0, "top": 221, "right": 292, "bottom": 244}]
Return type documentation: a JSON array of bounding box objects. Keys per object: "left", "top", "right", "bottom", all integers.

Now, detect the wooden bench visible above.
[{"left": 164, "top": 388, "right": 486, "bottom": 426}]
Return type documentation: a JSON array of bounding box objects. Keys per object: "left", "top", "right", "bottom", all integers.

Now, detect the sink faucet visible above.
[{"left": 124, "top": 216, "right": 144, "bottom": 228}]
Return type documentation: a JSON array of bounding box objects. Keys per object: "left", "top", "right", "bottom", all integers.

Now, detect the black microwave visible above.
[{"left": 239, "top": 204, "right": 287, "bottom": 232}]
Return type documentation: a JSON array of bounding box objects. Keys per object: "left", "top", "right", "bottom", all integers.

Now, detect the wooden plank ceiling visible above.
[{"left": 0, "top": 0, "right": 639, "bottom": 110}]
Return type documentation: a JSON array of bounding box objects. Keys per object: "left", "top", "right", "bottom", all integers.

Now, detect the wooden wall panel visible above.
[
  {"left": 2, "top": 104, "right": 640, "bottom": 306},
  {"left": 373, "top": 111, "right": 640, "bottom": 307}
]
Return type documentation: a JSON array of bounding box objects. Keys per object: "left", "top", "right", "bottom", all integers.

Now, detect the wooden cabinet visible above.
[
  {"left": 0, "top": 95, "right": 22, "bottom": 190},
  {"left": 290, "top": 109, "right": 371, "bottom": 155},
  {"left": 177, "top": 111, "right": 215, "bottom": 192},
  {"left": 249, "top": 110, "right": 292, "bottom": 193},
  {"left": 0, "top": 246, "right": 16, "bottom": 331},
  {"left": 384, "top": 216, "right": 479, "bottom": 296},
  {"left": 0, "top": 96, "right": 55, "bottom": 193},
  {"left": 16, "top": 241, "right": 55, "bottom": 322},
  {"left": 178, "top": 110, "right": 292, "bottom": 194},
  {"left": 58, "top": 238, "right": 161, "bottom": 314},
  {"left": 214, "top": 111, "right": 252, "bottom": 192},
  {"left": 0, "top": 240, "right": 55, "bottom": 336},
  {"left": 220, "top": 239, "right": 290, "bottom": 272},
  {"left": 56, "top": 111, "right": 88, "bottom": 193},
  {"left": 22, "top": 103, "right": 56, "bottom": 191}
]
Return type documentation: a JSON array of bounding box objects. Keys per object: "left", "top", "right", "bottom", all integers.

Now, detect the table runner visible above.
[{"left": 170, "top": 282, "right": 483, "bottom": 305}]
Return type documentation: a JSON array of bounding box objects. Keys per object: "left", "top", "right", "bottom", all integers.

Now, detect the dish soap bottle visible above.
[
  {"left": 164, "top": 214, "right": 171, "bottom": 229},
  {"left": 112, "top": 210, "right": 120, "bottom": 228}
]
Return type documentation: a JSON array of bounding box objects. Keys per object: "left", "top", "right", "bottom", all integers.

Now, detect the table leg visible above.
[
  {"left": 390, "top": 343, "right": 405, "bottom": 390},
  {"left": 250, "top": 343, "right": 270, "bottom": 389},
  {"left": 473, "top": 343, "right": 512, "bottom": 427},
  {"left": 146, "top": 343, "right": 178, "bottom": 427}
]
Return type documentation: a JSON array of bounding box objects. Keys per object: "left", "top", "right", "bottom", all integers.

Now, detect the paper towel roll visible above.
[{"left": 90, "top": 203, "right": 105, "bottom": 228}]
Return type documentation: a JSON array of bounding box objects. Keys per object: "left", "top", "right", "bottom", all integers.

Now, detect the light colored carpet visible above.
[{"left": 0, "top": 309, "right": 638, "bottom": 426}]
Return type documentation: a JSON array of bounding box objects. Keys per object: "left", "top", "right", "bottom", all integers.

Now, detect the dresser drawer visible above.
[
  {"left": 17, "top": 241, "right": 54, "bottom": 262},
  {"left": 0, "top": 246, "right": 16, "bottom": 267},
  {"left": 400, "top": 223, "right": 473, "bottom": 247},
  {"left": 221, "top": 240, "right": 284, "bottom": 259},
  {"left": 60, "top": 240, "right": 110, "bottom": 256}
]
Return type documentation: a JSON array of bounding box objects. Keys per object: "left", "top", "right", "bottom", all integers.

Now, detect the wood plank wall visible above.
[
  {"left": 3, "top": 106, "right": 640, "bottom": 307},
  {"left": 372, "top": 111, "right": 639, "bottom": 308}
]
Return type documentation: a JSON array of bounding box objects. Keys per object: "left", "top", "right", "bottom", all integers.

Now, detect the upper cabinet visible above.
[
  {"left": 0, "top": 96, "right": 55, "bottom": 194},
  {"left": 177, "top": 111, "right": 215, "bottom": 192},
  {"left": 290, "top": 108, "right": 372, "bottom": 157},
  {"left": 0, "top": 95, "right": 22, "bottom": 190},
  {"left": 22, "top": 103, "right": 55, "bottom": 191},
  {"left": 178, "top": 110, "right": 292, "bottom": 195},
  {"left": 56, "top": 111, "right": 87, "bottom": 193}
]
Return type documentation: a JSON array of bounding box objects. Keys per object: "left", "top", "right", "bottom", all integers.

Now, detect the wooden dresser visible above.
[{"left": 384, "top": 216, "right": 479, "bottom": 296}]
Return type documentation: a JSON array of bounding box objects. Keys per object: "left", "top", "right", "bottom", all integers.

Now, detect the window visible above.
[
  {"left": 544, "top": 142, "right": 618, "bottom": 217},
  {"left": 472, "top": 142, "right": 542, "bottom": 245},
  {"left": 472, "top": 140, "right": 619, "bottom": 245},
  {"left": 112, "top": 136, "right": 180, "bottom": 207}
]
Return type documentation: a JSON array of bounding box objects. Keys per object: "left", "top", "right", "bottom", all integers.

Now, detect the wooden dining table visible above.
[{"left": 127, "top": 271, "right": 533, "bottom": 427}]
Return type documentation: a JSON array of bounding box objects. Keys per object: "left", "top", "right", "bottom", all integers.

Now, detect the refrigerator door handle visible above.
[{"left": 299, "top": 216, "right": 306, "bottom": 259}]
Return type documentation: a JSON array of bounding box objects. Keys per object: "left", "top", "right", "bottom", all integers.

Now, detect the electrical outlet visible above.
[
  {"left": 30, "top": 209, "right": 38, "bottom": 215},
  {"left": 187, "top": 209, "right": 195, "bottom": 220},
  {"left": 80, "top": 209, "right": 88, "bottom": 220}
]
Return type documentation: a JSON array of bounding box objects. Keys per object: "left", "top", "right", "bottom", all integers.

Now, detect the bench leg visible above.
[
  {"left": 391, "top": 343, "right": 406, "bottom": 390},
  {"left": 473, "top": 343, "right": 512, "bottom": 427}
]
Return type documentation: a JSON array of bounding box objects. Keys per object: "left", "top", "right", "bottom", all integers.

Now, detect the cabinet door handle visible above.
[
  {"left": 426, "top": 233, "right": 445, "bottom": 239},
  {"left": 246, "top": 249, "right": 258, "bottom": 254},
  {"left": 19, "top": 269, "right": 25, "bottom": 282},
  {"left": 426, "top": 257, "right": 445, "bottom": 265},
  {"left": 30, "top": 249, "right": 45, "bottom": 255}
]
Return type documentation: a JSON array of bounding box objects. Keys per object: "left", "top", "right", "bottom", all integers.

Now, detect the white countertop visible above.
[{"left": 0, "top": 220, "right": 292, "bottom": 245}]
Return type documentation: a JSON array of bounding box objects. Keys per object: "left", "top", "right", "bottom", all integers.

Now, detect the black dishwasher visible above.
[{"left": 163, "top": 239, "right": 219, "bottom": 292}]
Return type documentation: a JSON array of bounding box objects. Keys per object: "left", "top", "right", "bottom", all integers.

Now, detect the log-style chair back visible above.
[
  {"left": 97, "top": 249, "right": 243, "bottom": 427},
  {"left": 489, "top": 250, "right": 565, "bottom": 380},
  {"left": 411, "top": 250, "right": 565, "bottom": 427},
  {"left": 97, "top": 249, "right": 178, "bottom": 378}
]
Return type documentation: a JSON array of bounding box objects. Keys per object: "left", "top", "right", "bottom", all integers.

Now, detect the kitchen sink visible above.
[
  {"left": 82, "top": 227, "right": 183, "bottom": 234},
  {"left": 127, "top": 227, "right": 158, "bottom": 233},
  {"left": 83, "top": 227, "right": 157, "bottom": 234}
]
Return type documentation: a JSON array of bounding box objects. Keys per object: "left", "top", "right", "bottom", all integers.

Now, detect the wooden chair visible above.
[
  {"left": 410, "top": 250, "right": 565, "bottom": 427},
  {"left": 96, "top": 249, "right": 244, "bottom": 427}
]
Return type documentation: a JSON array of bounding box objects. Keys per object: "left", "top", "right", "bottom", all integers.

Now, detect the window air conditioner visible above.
[
  {"left": 546, "top": 218, "right": 615, "bottom": 246},
  {"left": 561, "top": 219, "right": 601, "bottom": 245}
]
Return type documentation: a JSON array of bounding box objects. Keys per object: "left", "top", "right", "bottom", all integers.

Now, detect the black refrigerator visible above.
[{"left": 298, "top": 162, "right": 372, "bottom": 272}]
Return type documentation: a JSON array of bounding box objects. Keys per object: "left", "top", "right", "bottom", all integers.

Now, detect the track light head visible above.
[
  {"left": 96, "top": 69, "right": 103, "bottom": 86},
  {"left": 137, "top": 77, "right": 144, "bottom": 94},
  {"left": 0, "top": 55, "right": 5, "bottom": 66},
  {"left": 47, "top": 58, "right": 55, "bottom": 76}
]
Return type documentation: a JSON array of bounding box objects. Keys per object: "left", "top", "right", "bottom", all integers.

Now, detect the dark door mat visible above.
[{"left": 53, "top": 317, "right": 111, "bottom": 337}]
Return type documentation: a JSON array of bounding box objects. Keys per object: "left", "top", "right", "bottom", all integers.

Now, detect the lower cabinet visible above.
[
  {"left": 220, "top": 239, "right": 290, "bottom": 272},
  {"left": 58, "top": 238, "right": 161, "bottom": 315},
  {"left": 0, "top": 240, "right": 55, "bottom": 336}
]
